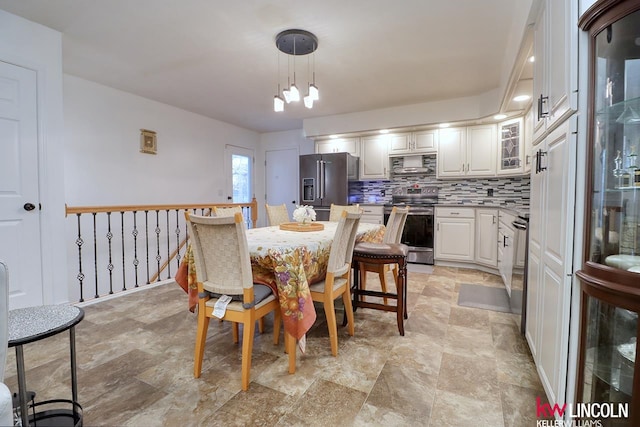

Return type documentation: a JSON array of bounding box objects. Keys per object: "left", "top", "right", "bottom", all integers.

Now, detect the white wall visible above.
[
  {"left": 64, "top": 75, "right": 261, "bottom": 205},
  {"left": 0, "top": 10, "right": 67, "bottom": 305}
]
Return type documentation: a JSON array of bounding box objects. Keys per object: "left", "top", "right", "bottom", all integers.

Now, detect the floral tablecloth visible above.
[{"left": 176, "top": 221, "right": 385, "bottom": 343}]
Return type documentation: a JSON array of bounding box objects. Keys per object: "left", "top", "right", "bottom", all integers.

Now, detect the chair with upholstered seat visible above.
[
  {"left": 308, "top": 211, "right": 361, "bottom": 356},
  {"left": 328, "top": 203, "right": 360, "bottom": 222},
  {"left": 0, "top": 261, "right": 12, "bottom": 425},
  {"left": 185, "top": 212, "right": 281, "bottom": 391},
  {"left": 265, "top": 204, "right": 290, "bottom": 226},
  {"left": 359, "top": 206, "right": 409, "bottom": 303}
]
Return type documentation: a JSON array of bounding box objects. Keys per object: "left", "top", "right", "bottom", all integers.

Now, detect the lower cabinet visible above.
[
  {"left": 360, "top": 205, "right": 384, "bottom": 225},
  {"left": 475, "top": 208, "right": 498, "bottom": 267},
  {"left": 435, "top": 207, "right": 475, "bottom": 262}
]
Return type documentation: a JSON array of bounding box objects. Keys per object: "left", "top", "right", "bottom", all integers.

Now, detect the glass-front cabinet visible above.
[{"left": 576, "top": 2, "right": 640, "bottom": 426}]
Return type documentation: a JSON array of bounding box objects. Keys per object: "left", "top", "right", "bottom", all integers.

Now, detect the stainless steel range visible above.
[{"left": 384, "top": 185, "right": 438, "bottom": 264}]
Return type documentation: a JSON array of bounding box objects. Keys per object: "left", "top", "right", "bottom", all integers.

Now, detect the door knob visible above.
[
  {"left": 23, "top": 203, "right": 36, "bottom": 211},
  {"left": 227, "top": 196, "right": 232, "bottom": 200}
]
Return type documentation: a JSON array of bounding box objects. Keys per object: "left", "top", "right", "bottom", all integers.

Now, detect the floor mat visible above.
[{"left": 457, "top": 283, "right": 513, "bottom": 313}]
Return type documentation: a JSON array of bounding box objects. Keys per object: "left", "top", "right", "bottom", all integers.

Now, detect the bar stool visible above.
[{"left": 350, "top": 242, "right": 409, "bottom": 335}]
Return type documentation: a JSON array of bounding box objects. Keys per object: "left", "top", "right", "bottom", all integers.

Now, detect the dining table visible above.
[{"left": 176, "top": 220, "right": 385, "bottom": 372}]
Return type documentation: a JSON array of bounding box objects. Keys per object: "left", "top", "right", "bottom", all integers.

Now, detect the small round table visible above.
[{"left": 8, "top": 305, "right": 84, "bottom": 426}]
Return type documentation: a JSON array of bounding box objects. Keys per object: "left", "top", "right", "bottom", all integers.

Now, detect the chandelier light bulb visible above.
[
  {"left": 289, "top": 83, "right": 300, "bottom": 102},
  {"left": 304, "top": 94, "right": 313, "bottom": 109},
  {"left": 274, "top": 95, "right": 284, "bottom": 112},
  {"left": 283, "top": 88, "right": 292, "bottom": 103},
  {"left": 309, "top": 84, "right": 319, "bottom": 101}
]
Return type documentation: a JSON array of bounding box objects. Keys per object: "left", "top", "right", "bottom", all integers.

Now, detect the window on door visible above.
[{"left": 225, "top": 145, "right": 253, "bottom": 203}]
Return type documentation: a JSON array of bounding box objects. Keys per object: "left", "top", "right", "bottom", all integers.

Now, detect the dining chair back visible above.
[
  {"left": 360, "top": 206, "right": 410, "bottom": 304},
  {"left": 328, "top": 204, "right": 360, "bottom": 222},
  {"left": 185, "top": 212, "right": 281, "bottom": 391},
  {"left": 265, "top": 203, "right": 290, "bottom": 226},
  {"left": 309, "top": 211, "right": 361, "bottom": 356},
  {"left": 212, "top": 206, "right": 243, "bottom": 218},
  {"left": 383, "top": 206, "right": 409, "bottom": 244}
]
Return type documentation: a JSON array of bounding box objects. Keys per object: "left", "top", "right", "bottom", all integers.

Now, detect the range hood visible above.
[{"left": 392, "top": 155, "right": 434, "bottom": 175}]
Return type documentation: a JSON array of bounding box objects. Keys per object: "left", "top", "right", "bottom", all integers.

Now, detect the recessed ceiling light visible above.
[
  {"left": 513, "top": 95, "right": 531, "bottom": 102},
  {"left": 528, "top": 55, "right": 535, "bottom": 63},
  {"left": 379, "top": 129, "right": 389, "bottom": 134},
  {"left": 494, "top": 114, "right": 507, "bottom": 120},
  {"left": 439, "top": 123, "right": 450, "bottom": 128},
  {"left": 329, "top": 135, "right": 338, "bottom": 139}
]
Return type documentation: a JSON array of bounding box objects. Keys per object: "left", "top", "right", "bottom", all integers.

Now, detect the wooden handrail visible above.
[{"left": 66, "top": 197, "right": 259, "bottom": 228}]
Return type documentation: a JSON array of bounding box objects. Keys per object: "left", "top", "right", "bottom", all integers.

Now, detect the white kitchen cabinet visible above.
[
  {"left": 435, "top": 207, "right": 475, "bottom": 262},
  {"left": 497, "top": 118, "right": 524, "bottom": 176},
  {"left": 359, "top": 135, "right": 389, "bottom": 180},
  {"left": 532, "top": 0, "right": 578, "bottom": 143},
  {"left": 437, "top": 125, "right": 496, "bottom": 178},
  {"left": 315, "top": 137, "right": 360, "bottom": 157},
  {"left": 388, "top": 130, "right": 438, "bottom": 156},
  {"left": 360, "top": 205, "right": 384, "bottom": 225},
  {"left": 526, "top": 118, "right": 576, "bottom": 410},
  {"left": 475, "top": 208, "right": 498, "bottom": 267},
  {"left": 523, "top": 107, "right": 534, "bottom": 174}
]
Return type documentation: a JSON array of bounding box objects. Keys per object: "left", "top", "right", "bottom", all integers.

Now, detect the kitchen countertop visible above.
[{"left": 354, "top": 201, "right": 530, "bottom": 219}]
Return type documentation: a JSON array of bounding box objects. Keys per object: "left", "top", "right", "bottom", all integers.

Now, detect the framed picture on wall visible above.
[{"left": 140, "top": 129, "right": 157, "bottom": 154}]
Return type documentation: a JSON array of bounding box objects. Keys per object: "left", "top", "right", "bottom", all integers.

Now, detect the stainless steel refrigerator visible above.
[{"left": 299, "top": 153, "right": 359, "bottom": 221}]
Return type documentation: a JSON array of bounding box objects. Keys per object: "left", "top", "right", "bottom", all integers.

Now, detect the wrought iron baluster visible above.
[
  {"left": 106, "top": 212, "right": 114, "bottom": 294},
  {"left": 144, "top": 210, "right": 150, "bottom": 285},
  {"left": 155, "top": 210, "right": 161, "bottom": 282},
  {"left": 121, "top": 211, "right": 126, "bottom": 291},
  {"left": 92, "top": 212, "right": 98, "bottom": 299},
  {"left": 166, "top": 210, "right": 171, "bottom": 279},
  {"left": 75, "top": 214, "right": 85, "bottom": 302},
  {"left": 132, "top": 211, "right": 139, "bottom": 287},
  {"left": 175, "top": 209, "right": 181, "bottom": 272}
]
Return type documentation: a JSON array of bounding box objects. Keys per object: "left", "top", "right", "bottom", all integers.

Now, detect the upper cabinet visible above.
[
  {"left": 388, "top": 130, "right": 438, "bottom": 156},
  {"left": 359, "top": 135, "right": 389, "bottom": 180},
  {"left": 497, "top": 117, "right": 524, "bottom": 176},
  {"left": 438, "top": 125, "right": 496, "bottom": 178},
  {"left": 532, "top": 0, "right": 578, "bottom": 143},
  {"left": 315, "top": 137, "right": 360, "bottom": 157}
]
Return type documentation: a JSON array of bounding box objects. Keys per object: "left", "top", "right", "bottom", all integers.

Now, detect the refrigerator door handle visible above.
[
  {"left": 320, "top": 161, "right": 325, "bottom": 200},
  {"left": 316, "top": 160, "right": 321, "bottom": 200}
]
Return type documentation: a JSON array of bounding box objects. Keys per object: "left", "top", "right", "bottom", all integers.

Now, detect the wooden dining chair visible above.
[
  {"left": 265, "top": 203, "right": 289, "bottom": 226},
  {"left": 185, "top": 212, "right": 281, "bottom": 391},
  {"left": 308, "top": 211, "right": 361, "bottom": 356},
  {"left": 328, "top": 203, "right": 360, "bottom": 222},
  {"left": 359, "top": 206, "right": 409, "bottom": 303}
]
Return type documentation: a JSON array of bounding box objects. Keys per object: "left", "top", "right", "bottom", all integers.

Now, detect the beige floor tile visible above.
[{"left": 4, "top": 266, "right": 546, "bottom": 426}]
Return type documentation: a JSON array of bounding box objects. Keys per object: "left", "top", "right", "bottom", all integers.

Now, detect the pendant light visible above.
[{"left": 274, "top": 29, "right": 318, "bottom": 112}]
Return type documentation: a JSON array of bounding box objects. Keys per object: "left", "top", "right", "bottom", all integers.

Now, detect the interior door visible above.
[
  {"left": 224, "top": 145, "right": 254, "bottom": 203},
  {"left": 265, "top": 148, "right": 298, "bottom": 218},
  {"left": 0, "top": 61, "right": 43, "bottom": 309}
]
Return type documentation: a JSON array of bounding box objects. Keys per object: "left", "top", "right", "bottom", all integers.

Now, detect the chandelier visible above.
[{"left": 274, "top": 29, "right": 319, "bottom": 112}]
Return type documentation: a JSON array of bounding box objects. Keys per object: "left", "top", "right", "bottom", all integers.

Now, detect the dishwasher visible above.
[{"left": 511, "top": 216, "right": 529, "bottom": 335}]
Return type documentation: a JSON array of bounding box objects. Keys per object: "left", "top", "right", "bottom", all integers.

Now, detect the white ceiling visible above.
[{"left": 0, "top": 0, "right": 533, "bottom": 133}]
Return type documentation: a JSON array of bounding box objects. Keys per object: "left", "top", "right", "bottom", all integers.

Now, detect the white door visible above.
[
  {"left": 265, "top": 148, "right": 298, "bottom": 218},
  {"left": 0, "top": 61, "right": 43, "bottom": 309},
  {"left": 224, "top": 145, "right": 254, "bottom": 203}
]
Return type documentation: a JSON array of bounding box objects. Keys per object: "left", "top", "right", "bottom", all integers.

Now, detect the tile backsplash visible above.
[{"left": 349, "top": 155, "right": 530, "bottom": 209}]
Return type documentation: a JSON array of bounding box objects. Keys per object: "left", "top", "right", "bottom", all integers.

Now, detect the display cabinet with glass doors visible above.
[{"left": 576, "top": 1, "right": 640, "bottom": 426}]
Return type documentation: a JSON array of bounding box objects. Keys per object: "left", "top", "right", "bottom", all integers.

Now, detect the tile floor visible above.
[{"left": 3, "top": 265, "right": 549, "bottom": 426}]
